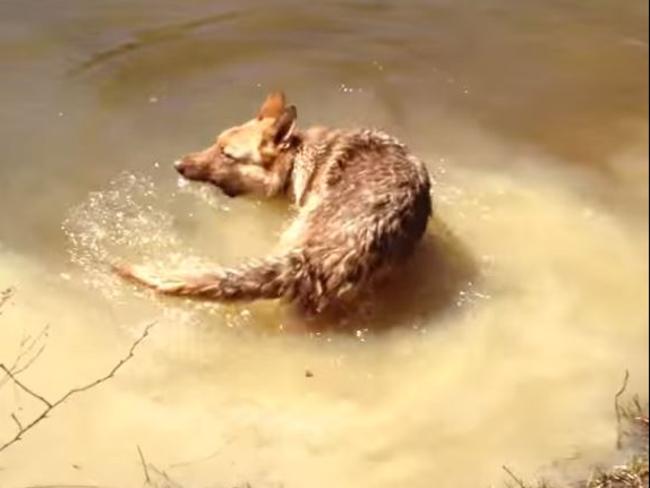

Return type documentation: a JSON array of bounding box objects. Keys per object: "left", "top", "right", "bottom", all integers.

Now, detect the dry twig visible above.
[
  {"left": 10, "top": 325, "right": 50, "bottom": 374},
  {"left": 615, "top": 370, "right": 631, "bottom": 449},
  {"left": 0, "top": 325, "right": 50, "bottom": 390},
  {"left": 138, "top": 444, "right": 151, "bottom": 485},
  {"left": 146, "top": 463, "right": 184, "bottom": 488},
  {"left": 0, "top": 288, "right": 50, "bottom": 390},
  {"left": 0, "top": 322, "right": 156, "bottom": 454},
  {"left": 502, "top": 465, "right": 529, "bottom": 488}
]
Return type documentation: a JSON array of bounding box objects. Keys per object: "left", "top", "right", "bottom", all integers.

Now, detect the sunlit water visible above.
[{"left": 0, "top": 1, "right": 648, "bottom": 487}]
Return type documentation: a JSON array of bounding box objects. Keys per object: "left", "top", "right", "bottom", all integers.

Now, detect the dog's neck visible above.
[
  {"left": 270, "top": 135, "right": 298, "bottom": 200},
  {"left": 283, "top": 132, "right": 313, "bottom": 206},
  {"left": 281, "top": 127, "right": 333, "bottom": 206}
]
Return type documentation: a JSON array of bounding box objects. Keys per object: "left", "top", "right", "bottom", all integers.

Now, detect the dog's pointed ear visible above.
[
  {"left": 258, "top": 91, "right": 286, "bottom": 120},
  {"left": 270, "top": 105, "right": 297, "bottom": 144}
]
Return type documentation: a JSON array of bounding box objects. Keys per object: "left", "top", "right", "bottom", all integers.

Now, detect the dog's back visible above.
[{"left": 285, "top": 128, "right": 432, "bottom": 311}]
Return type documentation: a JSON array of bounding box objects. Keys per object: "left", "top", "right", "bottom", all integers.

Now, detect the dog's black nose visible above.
[{"left": 173, "top": 160, "right": 185, "bottom": 174}]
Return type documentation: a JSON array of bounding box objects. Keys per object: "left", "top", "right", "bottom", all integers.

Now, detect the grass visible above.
[{"left": 503, "top": 391, "right": 648, "bottom": 488}]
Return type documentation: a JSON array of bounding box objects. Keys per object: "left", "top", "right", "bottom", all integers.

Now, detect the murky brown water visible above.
[{"left": 0, "top": 1, "right": 648, "bottom": 487}]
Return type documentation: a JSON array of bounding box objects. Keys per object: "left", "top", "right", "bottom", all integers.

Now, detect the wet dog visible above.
[{"left": 115, "top": 92, "right": 432, "bottom": 314}]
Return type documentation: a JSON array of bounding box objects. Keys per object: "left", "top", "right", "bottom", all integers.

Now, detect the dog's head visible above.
[{"left": 174, "top": 91, "right": 297, "bottom": 197}]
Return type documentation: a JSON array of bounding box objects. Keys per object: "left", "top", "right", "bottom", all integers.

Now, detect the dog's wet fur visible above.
[{"left": 115, "top": 92, "right": 432, "bottom": 314}]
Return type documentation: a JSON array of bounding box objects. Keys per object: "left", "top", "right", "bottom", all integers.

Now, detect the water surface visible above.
[{"left": 0, "top": 1, "right": 648, "bottom": 487}]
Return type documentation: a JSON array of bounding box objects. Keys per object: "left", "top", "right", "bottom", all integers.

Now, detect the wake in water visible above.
[
  {"left": 61, "top": 172, "right": 216, "bottom": 302},
  {"left": 60, "top": 168, "right": 482, "bottom": 332}
]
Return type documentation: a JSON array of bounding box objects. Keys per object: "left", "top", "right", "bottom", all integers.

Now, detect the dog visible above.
[{"left": 115, "top": 91, "right": 432, "bottom": 314}]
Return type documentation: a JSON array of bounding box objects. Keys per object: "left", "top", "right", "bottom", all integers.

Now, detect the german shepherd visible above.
[{"left": 115, "top": 92, "right": 432, "bottom": 314}]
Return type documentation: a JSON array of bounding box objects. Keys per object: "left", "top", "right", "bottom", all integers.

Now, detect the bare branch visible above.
[
  {"left": 0, "top": 322, "right": 156, "bottom": 454},
  {"left": 0, "top": 323, "right": 50, "bottom": 391},
  {"left": 138, "top": 445, "right": 151, "bottom": 484},
  {"left": 10, "top": 324, "right": 50, "bottom": 375},
  {"left": 11, "top": 341, "right": 47, "bottom": 378},
  {"left": 0, "top": 364, "right": 52, "bottom": 408},
  {"left": 54, "top": 322, "right": 155, "bottom": 405},
  {"left": 146, "top": 464, "right": 184, "bottom": 488},
  {"left": 10, "top": 413, "right": 22, "bottom": 431},
  {"left": 615, "top": 369, "right": 630, "bottom": 449},
  {"left": 502, "top": 465, "right": 528, "bottom": 488}
]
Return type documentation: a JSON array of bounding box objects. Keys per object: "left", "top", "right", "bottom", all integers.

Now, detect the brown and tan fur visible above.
[{"left": 115, "top": 92, "right": 432, "bottom": 314}]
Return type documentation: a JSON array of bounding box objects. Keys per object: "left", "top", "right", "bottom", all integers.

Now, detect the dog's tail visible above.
[{"left": 113, "top": 252, "right": 305, "bottom": 302}]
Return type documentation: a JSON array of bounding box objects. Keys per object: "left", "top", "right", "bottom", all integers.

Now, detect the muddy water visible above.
[{"left": 0, "top": 1, "right": 648, "bottom": 487}]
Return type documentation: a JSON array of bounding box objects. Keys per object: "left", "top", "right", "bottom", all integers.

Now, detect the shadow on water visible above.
[{"left": 299, "top": 215, "right": 479, "bottom": 334}]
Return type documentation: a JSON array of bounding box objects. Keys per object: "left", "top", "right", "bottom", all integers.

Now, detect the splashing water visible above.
[{"left": 62, "top": 172, "right": 213, "bottom": 301}]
